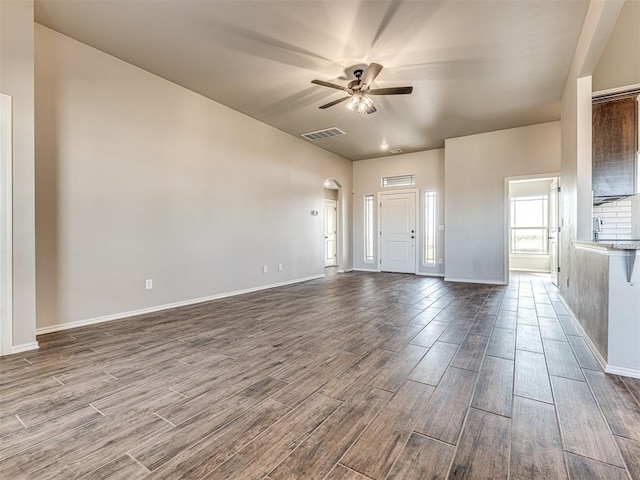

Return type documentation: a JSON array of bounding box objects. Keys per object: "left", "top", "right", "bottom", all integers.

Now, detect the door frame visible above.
[
  {"left": 549, "top": 178, "right": 560, "bottom": 286},
  {"left": 1, "top": 94, "right": 13, "bottom": 355},
  {"left": 504, "top": 173, "right": 561, "bottom": 283},
  {"left": 323, "top": 179, "right": 343, "bottom": 272},
  {"left": 323, "top": 198, "right": 337, "bottom": 267},
  {"left": 377, "top": 189, "right": 419, "bottom": 274}
]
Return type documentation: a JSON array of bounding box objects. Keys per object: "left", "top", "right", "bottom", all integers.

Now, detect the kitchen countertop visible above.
[
  {"left": 598, "top": 241, "right": 640, "bottom": 250},
  {"left": 576, "top": 240, "right": 640, "bottom": 250}
]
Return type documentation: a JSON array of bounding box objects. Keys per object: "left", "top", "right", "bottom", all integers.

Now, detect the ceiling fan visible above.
[{"left": 311, "top": 63, "right": 413, "bottom": 114}]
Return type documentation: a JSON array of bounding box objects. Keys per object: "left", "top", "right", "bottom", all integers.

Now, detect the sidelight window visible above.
[
  {"left": 424, "top": 191, "right": 437, "bottom": 265},
  {"left": 364, "top": 195, "right": 375, "bottom": 263}
]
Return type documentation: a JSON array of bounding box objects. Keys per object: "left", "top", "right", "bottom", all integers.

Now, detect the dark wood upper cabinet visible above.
[{"left": 592, "top": 96, "right": 638, "bottom": 199}]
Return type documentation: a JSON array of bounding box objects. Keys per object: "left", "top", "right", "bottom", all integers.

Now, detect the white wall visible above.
[
  {"left": 592, "top": 0, "right": 640, "bottom": 92},
  {"left": 352, "top": 149, "right": 445, "bottom": 275},
  {"left": 35, "top": 25, "right": 352, "bottom": 331},
  {"left": 0, "top": 0, "right": 37, "bottom": 351},
  {"left": 444, "top": 122, "right": 561, "bottom": 284}
]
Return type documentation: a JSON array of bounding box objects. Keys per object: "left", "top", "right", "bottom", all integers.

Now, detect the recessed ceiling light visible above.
[{"left": 381, "top": 142, "right": 389, "bottom": 150}]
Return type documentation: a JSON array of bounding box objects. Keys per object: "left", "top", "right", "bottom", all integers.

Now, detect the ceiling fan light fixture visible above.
[
  {"left": 345, "top": 94, "right": 360, "bottom": 112},
  {"left": 312, "top": 62, "right": 411, "bottom": 113},
  {"left": 359, "top": 95, "right": 373, "bottom": 114},
  {"left": 345, "top": 93, "right": 374, "bottom": 114}
]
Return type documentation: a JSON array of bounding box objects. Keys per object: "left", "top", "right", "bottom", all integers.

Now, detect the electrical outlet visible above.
[
  {"left": 263, "top": 265, "right": 268, "bottom": 273},
  {"left": 278, "top": 263, "right": 283, "bottom": 271},
  {"left": 145, "top": 279, "right": 153, "bottom": 290}
]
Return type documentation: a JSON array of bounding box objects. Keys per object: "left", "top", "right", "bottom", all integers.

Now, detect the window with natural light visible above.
[
  {"left": 364, "top": 195, "right": 374, "bottom": 263},
  {"left": 424, "top": 191, "right": 437, "bottom": 265},
  {"left": 510, "top": 195, "right": 549, "bottom": 254},
  {"left": 381, "top": 174, "right": 415, "bottom": 188}
]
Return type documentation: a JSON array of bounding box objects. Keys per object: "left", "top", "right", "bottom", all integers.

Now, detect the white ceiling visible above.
[{"left": 34, "top": 0, "right": 590, "bottom": 161}]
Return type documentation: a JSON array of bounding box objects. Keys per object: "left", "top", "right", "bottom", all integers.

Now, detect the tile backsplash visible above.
[
  {"left": 633, "top": 194, "right": 640, "bottom": 240},
  {"left": 593, "top": 197, "right": 634, "bottom": 240}
]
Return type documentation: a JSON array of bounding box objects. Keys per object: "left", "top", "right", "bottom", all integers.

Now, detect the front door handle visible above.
[{"left": 411, "top": 235, "right": 415, "bottom": 239}]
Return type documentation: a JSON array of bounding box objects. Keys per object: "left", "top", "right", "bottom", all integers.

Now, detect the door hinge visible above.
[
  {"left": 380, "top": 202, "right": 382, "bottom": 207},
  {"left": 557, "top": 186, "right": 561, "bottom": 193},
  {"left": 557, "top": 266, "right": 561, "bottom": 273},
  {"left": 380, "top": 259, "right": 382, "bottom": 265}
]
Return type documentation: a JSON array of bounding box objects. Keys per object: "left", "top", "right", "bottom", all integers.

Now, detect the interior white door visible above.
[
  {"left": 324, "top": 199, "right": 337, "bottom": 267},
  {"left": 380, "top": 191, "right": 417, "bottom": 273},
  {"left": 549, "top": 178, "right": 560, "bottom": 285}
]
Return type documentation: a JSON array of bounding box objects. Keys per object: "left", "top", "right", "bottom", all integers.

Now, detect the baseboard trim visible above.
[
  {"left": 444, "top": 277, "right": 507, "bottom": 285},
  {"left": 352, "top": 268, "right": 380, "bottom": 273},
  {"left": 9, "top": 341, "right": 39, "bottom": 355},
  {"left": 559, "top": 296, "right": 608, "bottom": 370},
  {"left": 36, "top": 274, "right": 325, "bottom": 335},
  {"left": 416, "top": 272, "right": 445, "bottom": 278},
  {"left": 605, "top": 364, "right": 640, "bottom": 380}
]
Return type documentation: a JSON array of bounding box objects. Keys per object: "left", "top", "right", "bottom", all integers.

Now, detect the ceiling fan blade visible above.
[
  {"left": 359, "top": 63, "right": 383, "bottom": 90},
  {"left": 311, "top": 79, "right": 349, "bottom": 92},
  {"left": 368, "top": 86, "right": 413, "bottom": 95},
  {"left": 319, "top": 96, "right": 351, "bottom": 109}
]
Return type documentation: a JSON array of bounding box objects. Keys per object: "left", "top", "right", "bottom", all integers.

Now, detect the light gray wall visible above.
[
  {"left": 0, "top": 0, "right": 37, "bottom": 349},
  {"left": 352, "top": 149, "right": 445, "bottom": 275},
  {"left": 444, "top": 122, "right": 561, "bottom": 284},
  {"left": 35, "top": 24, "right": 353, "bottom": 331},
  {"left": 592, "top": 0, "right": 640, "bottom": 92},
  {"left": 573, "top": 246, "right": 610, "bottom": 359}
]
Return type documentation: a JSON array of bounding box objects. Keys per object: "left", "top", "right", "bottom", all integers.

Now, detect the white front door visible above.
[
  {"left": 324, "top": 199, "right": 337, "bottom": 267},
  {"left": 380, "top": 191, "right": 417, "bottom": 273}
]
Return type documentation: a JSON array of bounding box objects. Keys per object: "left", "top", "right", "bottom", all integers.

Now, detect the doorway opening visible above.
[
  {"left": 506, "top": 175, "right": 560, "bottom": 285},
  {"left": 323, "top": 179, "right": 342, "bottom": 275}
]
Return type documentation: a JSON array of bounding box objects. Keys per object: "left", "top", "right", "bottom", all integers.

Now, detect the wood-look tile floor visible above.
[{"left": 2, "top": 272, "right": 640, "bottom": 479}]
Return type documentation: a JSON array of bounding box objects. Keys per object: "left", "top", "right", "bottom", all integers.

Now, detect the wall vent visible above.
[
  {"left": 389, "top": 148, "right": 403, "bottom": 154},
  {"left": 301, "top": 127, "right": 346, "bottom": 141}
]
